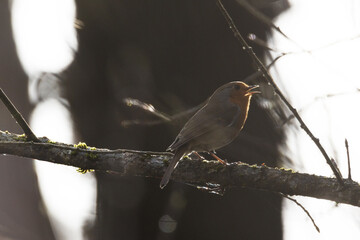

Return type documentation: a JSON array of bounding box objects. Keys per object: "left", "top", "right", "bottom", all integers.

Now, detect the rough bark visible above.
[{"left": 1, "top": 130, "right": 359, "bottom": 207}]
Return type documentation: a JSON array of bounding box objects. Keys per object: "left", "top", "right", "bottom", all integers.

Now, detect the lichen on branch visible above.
[{"left": 1, "top": 130, "right": 359, "bottom": 207}]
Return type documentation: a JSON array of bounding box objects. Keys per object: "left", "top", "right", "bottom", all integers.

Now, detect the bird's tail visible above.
[{"left": 160, "top": 148, "right": 186, "bottom": 189}]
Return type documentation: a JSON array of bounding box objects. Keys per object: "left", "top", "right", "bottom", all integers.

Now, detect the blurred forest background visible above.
[
  {"left": 0, "top": 0, "right": 288, "bottom": 239},
  {"left": 2, "top": 0, "right": 360, "bottom": 240}
]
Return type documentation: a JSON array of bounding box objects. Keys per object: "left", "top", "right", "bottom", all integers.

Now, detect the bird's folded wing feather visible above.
[{"left": 167, "top": 103, "right": 240, "bottom": 151}]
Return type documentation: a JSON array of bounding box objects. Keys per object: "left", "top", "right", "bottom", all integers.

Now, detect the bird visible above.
[{"left": 160, "top": 81, "right": 260, "bottom": 188}]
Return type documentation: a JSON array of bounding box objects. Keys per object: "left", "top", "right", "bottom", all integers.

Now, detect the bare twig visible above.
[
  {"left": 309, "top": 34, "right": 360, "bottom": 53},
  {"left": 281, "top": 89, "right": 360, "bottom": 126},
  {"left": 121, "top": 118, "right": 170, "bottom": 127},
  {"left": 281, "top": 193, "right": 320, "bottom": 233},
  {"left": 247, "top": 33, "right": 274, "bottom": 51},
  {"left": 121, "top": 98, "right": 205, "bottom": 127},
  {"left": 0, "top": 88, "right": 39, "bottom": 142},
  {"left": 345, "top": 139, "right": 352, "bottom": 180},
  {"left": 248, "top": 32, "right": 360, "bottom": 65},
  {"left": 216, "top": 0, "right": 344, "bottom": 186},
  {"left": 123, "top": 98, "right": 171, "bottom": 121},
  {"left": 236, "top": 0, "right": 291, "bottom": 41},
  {"left": 330, "top": 158, "right": 342, "bottom": 179},
  {"left": 247, "top": 33, "right": 287, "bottom": 53},
  {"left": 1, "top": 130, "right": 359, "bottom": 206},
  {"left": 121, "top": 56, "right": 284, "bottom": 128},
  {"left": 236, "top": 0, "right": 306, "bottom": 52},
  {"left": 237, "top": 0, "right": 360, "bottom": 55}
]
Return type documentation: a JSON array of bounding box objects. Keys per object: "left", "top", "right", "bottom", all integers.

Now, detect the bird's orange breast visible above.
[{"left": 229, "top": 95, "right": 251, "bottom": 132}]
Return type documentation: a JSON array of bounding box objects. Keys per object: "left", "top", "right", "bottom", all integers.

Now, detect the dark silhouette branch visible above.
[
  {"left": 0, "top": 88, "right": 39, "bottom": 142},
  {"left": 120, "top": 56, "right": 282, "bottom": 128},
  {"left": 281, "top": 90, "right": 360, "bottom": 126},
  {"left": 216, "top": 0, "right": 344, "bottom": 186},
  {"left": 345, "top": 138, "right": 352, "bottom": 180},
  {"left": 121, "top": 98, "right": 205, "bottom": 127},
  {"left": 1, "top": 130, "right": 360, "bottom": 207},
  {"left": 236, "top": 0, "right": 293, "bottom": 43},
  {"left": 281, "top": 193, "right": 320, "bottom": 233}
]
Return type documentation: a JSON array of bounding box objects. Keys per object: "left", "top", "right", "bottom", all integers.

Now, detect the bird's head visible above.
[
  {"left": 228, "top": 81, "right": 260, "bottom": 105},
  {"left": 207, "top": 81, "right": 260, "bottom": 108}
]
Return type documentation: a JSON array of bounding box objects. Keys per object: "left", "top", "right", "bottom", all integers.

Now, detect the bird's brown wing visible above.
[{"left": 167, "top": 103, "right": 240, "bottom": 151}]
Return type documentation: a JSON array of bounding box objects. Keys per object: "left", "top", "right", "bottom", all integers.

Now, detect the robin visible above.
[{"left": 160, "top": 81, "right": 260, "bottom": 188}]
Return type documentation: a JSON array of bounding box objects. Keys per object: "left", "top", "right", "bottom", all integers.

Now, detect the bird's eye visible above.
[{"left": 234, "top": 85, "right": 240, "bottom": 90}]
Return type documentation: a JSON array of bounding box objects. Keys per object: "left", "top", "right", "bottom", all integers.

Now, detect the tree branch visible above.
[
  {"left": 280, "top": 193, "right": 320, "bottom": 233},
  {"left": 1, "top": 130, "right": 359, "bottom": 207},
  {"left": 216, "top": 0, "right": 344, "bottom": 186},
  {"left": 0, "top": 88, "right": 39, "bottom": 142}
]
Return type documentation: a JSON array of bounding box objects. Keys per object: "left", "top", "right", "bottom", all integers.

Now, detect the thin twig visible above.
[
  {"left": 247, "top": 33, "right": 288, "bottom": 54},
  {"left": 238, "top": 1, "right": 360, "bottom": 55},
  {"left": 345, "top": 139, "right": 352, "bottom": 180},
  {"left": 236, "top": 0, "right": 304, "bottom": 51},
  {"left": 216, "top": 0, "right": 344, "bottom": 186},
  {"left": 281, "top": 193, "right": 320, "bottom": 233},
  {"left": 121, "top": 118, "right": 170, "bottom": 127},
  {"left": 121, "top": 98, "right": 205, "bottom": 127},
  {"left": 122, "top": 55, "right": 285, "bottom": 128},
  {"left": 247, "top": 33, "right": 276, "bottom": 52},
  {"left": 236, "top": 0, "right": 289, "bottom": 40},
  {"left": 248, "top": 32, "right": 360, "bottom": 63},
  {"left": 331, "top": 158, "right": 342, "bottom": 179},
  {"left": 123, "top": 98, "right": 171, "bottom": 121},
  {"left": 281, "top": 90, "right": 360, "bottom": 126},
  {"left": 0, "top": 88, "right": 39, "bottom": 142}
]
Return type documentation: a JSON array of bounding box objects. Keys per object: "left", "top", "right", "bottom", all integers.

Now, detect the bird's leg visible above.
[
  {"left": 193, "top": 151, "right": 205, "bottom": 160},
  {"left": 209, "top": 152, "right": 227, "bottom": 165}
]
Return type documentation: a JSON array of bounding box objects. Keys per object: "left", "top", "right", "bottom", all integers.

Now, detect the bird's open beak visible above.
[{"left": 245, "top": 85, "right": 261, "bottom": 96}]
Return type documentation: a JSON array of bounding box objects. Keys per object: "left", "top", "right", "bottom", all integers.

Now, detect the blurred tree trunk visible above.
[
  {"left": 0, "top": 1, "right": 55, "bottom": 239},
  {"left": 66, "top": 0, "right": 288, "bottom": 239}
]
